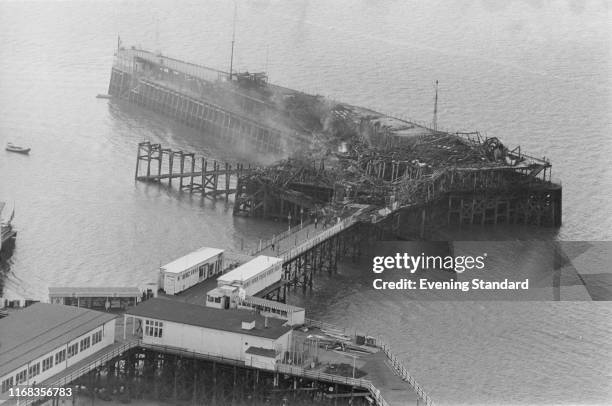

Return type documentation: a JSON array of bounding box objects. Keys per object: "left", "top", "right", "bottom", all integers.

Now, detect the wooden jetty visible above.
[{"left": 135, "top": 141, "right": 252, "bottom": 198}]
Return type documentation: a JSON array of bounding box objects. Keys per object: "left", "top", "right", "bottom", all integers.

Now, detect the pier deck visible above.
[
  {"left": 253, "top": 204, "right": 365, "bottom": 260},
  {"left": 363, "top": 352, "right": 420, "bottom": 406},
  {"left": 290, "top": 327, "right": 420, "bottom": 406}
]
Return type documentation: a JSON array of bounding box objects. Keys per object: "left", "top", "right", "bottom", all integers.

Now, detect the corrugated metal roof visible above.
[
  {"left": 127, "top": 298, "right": 290, "bottom": 340},
  {"left": 48, "top": 287, "right": 141, "bottom": 298},
  {"left": 217, "top": 255, "right": 282, "bottom": 284},
  {"left": 0, "top": 303, "right": 116, "bottom": 377},
  {"left": 161, "top": 247, "right": 224, "bottom": 274}
]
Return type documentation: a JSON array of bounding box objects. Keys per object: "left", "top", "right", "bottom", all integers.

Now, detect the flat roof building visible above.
[
  {"left": 125, "top": 298, "right": 292, "bottom": 370},
  {"left": 48, "top": 286, "right": 144, "bottom": 310},
  {"left": 160, "top": 247, "right": 224, "bottom": 295},
  {"left": 237, "top": 296, "right": 305, "bottom": 326},
  {"left": 217, "top": 255, "right": 282, "bottom": 285},
  {"left": 161, "top": 247, "right": 224, "bottom": 275},
  {"left": 216, "top": 255, "right": 282, "bottom": 297},
  {"left": 0, "top": 304, "right": 116, "bottom": 403}
]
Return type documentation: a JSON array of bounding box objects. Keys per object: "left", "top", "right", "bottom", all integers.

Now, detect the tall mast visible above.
[
  {"left": 229, "top": 2, "right": 237, "bottom": 80},
  {"left": 433, "top": 80, "right": 439, "bottom": 132}
]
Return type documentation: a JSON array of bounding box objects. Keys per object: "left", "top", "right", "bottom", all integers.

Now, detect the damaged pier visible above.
[
  {"left": 135, "top": 141, "right": 251, "bottom": 198},
  {"left": 116, "top": 46, "right": 561, "bottom": 236},
  {"left": 108, "top": 44, "right": 563, "bottom": 406}
]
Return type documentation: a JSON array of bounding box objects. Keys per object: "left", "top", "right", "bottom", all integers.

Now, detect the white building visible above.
[
  {"left": 48, "top": 286, "right": 143, "bottom": 310},
  {"left": 159, "top": 247, "right": 224, "bottom": 295},
  {"left": 125, "top": 298, "right": 292, "bottom": 371},
  {"left": 215, "top": 255, "right": 282, "bottom": 297},
  {"left": 0, "top": 304, "right": 116, "bottom": 404},
  {"left": 237, "top": 296, "right": 305, "bottom": 326},
  {"left": 205, "top": 285, "right": 239, "bottom": 310}
]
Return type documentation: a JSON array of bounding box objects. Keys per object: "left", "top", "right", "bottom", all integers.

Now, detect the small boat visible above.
[
  {"left": 96, "top": 94, "right": 112, "bottom": 99},
  {"left": 6, "top": 143, "right": 30, "bottom": 154}
]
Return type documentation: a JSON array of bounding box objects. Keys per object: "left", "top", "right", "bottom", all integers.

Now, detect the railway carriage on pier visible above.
[
  {"left": 159, "top": 247, "right": 224, "bottom": 295},
  {"left": 216, "top": 255, "right": 282, "bottom": 296},
  {"left": 207, "top": 255, "right": 282, "bottom": 309}
]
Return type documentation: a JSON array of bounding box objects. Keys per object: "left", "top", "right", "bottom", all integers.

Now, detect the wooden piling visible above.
[
  {"left": 158, "top": 148, "right": 163, "bottom": 176},
  {"left": 225, "top": 162, "right": 230, "bottom": 200},
  {"left": 146, "top": 143, "right": 152, "bottom": 177},
  {"left": 213, "top": 161, "right": 219, "bottom": 195},
  {"left": 168, "top": 152, "right": 174, "bottom": 186},
  {"left": 179, "top": 152, "right": 185, "bottom": 190},
  {"left": 190, "top": 154, "right": 196, "bottom": 192},
  {"left": 135, "top": 143, "right": 143, "bottom": 179}
]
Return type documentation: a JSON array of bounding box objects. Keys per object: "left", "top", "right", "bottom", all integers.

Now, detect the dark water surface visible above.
[{"left": 1, "top": 1, "right": 610, "bottom": 404}]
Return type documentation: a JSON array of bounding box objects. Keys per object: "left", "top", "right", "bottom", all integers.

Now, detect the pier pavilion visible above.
[{"left": 124, "top": 298, "right": 292, "bottom": 371}]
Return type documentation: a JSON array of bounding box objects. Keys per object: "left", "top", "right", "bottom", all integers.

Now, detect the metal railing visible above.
[
  {"left": 276, "top": 364, "right": 390, "bottom": 406},
  {"left": 379, "top": 342, "right": 435, "bottom": 406},
  {"left": 115, "top": 48, "right": 227, "bottom": 83},
  {"left": 303, "top": 318, "right": 435, "bottom": 406},
  {"left": 280, "top": 215, "right": 358, "bottom": 262},
  {"left": 250, "top": 206, "right": 367, "bottom": 261},
  {"left": 248, "top": 219, "right": 313, "bottom": 256}
]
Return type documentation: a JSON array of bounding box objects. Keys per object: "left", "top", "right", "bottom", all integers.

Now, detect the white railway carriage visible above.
[
  {"left": 159, "top": 247, "right": 224, "bottom": 295},
  {"left": 216, "top": 255, "right": 282, "bottom": 297}
]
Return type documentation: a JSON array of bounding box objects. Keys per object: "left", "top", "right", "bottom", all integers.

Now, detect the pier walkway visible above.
[
  {"left": 284, "top": 323, "right": 430, "bottom": 406},
  {"left": 251, "top": 204, "right": 367, "bottom": 262},
  {"left": 279, "top": 350, "right": 419, "bottom": 406}
]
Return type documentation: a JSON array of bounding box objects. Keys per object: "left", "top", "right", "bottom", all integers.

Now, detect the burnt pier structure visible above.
[
  {"left": 115, "top": 46, "right": 561, "bottom": 237},
  {"left": 135, "top": 141, "right": 251, "bottom": 198},
  {"left": 134, "top": 132, "right": 561, "bottom": 291}
]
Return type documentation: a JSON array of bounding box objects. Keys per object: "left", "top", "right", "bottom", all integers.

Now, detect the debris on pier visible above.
[{"left": 117, "top": 48, "right": 561, "bottom": 229}]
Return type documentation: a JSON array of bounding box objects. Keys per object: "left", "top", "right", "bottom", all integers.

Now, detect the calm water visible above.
[{"left": 0, "top": 1, "right": 610, "bottom": 404}]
